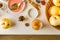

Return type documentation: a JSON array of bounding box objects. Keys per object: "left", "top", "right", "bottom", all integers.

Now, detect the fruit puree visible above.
[{"left": 8, "top": 0, "right": 25, "bottom": 12}]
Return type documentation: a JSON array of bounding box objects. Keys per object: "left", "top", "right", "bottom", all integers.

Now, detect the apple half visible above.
[{"left": 46, "top": 0, "right": 60, "bottom": 30}]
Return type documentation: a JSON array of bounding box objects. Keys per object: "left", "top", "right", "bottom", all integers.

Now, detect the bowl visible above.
[
  {"left": 45, "top": 0, "right": 60, "bottom": 30},
  {"left": 8, "top": 0, "right": 26, "bottom": 13}
]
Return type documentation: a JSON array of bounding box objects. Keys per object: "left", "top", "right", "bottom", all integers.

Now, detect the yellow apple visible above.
[
  {"left": 59, "top": 10, "right": 60, "bottom": 15},
  {"left": 32, "top": 19, "right": 42, "bottom": 30},
  {"left": 49, "top": 16, "right": 60, "bottom": 26},
  {"left": 1, "top": 18, "right": 12, "bottom": 29},
  {"left": 49, "top": 6, "right": 60, "bottom": 16},
  {"left": 53, "top": 0, "right": 60, "bottom": 6},
  {"left": 32, "top": 19, "right": 40, "bottom": 30}
]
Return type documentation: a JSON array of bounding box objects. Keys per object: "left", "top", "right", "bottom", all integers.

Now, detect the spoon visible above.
[{"left": 10, "top": 0, "right": 26, "bottom": 10}]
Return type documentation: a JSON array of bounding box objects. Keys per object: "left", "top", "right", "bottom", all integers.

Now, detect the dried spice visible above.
[
  {"left": 0, "top": 3, "right": 3, "bottom": 8},
  {"left": 41, "top": 1, "right": 46, "bottom": 5},
  {"left": 19, "top": 16, "right": 25, "bottom": 21},
  {"left": 25, "top": 23, "right": 30, "bottom": 27}
]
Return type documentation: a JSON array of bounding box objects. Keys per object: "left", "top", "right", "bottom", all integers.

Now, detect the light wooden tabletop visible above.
[{"left": 0, "top": 35, "right": 60, "bottom": 40}]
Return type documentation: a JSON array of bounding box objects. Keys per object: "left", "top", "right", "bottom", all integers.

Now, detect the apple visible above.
[
  {"left": 1, "top": 18, "right": 12, "bottom": 29},
  {"left": 59, "top": 10, "right": 60, "bottom": 15},
  {"left": 32, "top": 19, "right": 40, "bottom": 30},
  {"left": 49, "top": 6, "right": 60, "bottom": 16},
  {"left": 53, "top": 0, "right": 60, "bottom": 6},
  {"left": 32, "top": 19, "right": 42, "bottom": 30},
  {"left": 49, "top": 16, "right": 60, "bottom": 26}
]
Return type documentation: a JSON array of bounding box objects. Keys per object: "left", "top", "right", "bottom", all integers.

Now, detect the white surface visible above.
[{"left": 0, "top": 0, "right": 60, "bottom": 35}]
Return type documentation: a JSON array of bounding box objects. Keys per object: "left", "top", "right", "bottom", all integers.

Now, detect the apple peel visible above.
[{"left": 28, "top": 0, "right": 40, "bottom": 18}]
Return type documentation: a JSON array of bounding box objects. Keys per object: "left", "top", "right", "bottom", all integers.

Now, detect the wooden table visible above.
[{"left": 0, "top": 35, "right": 60, "bottom": 40}]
